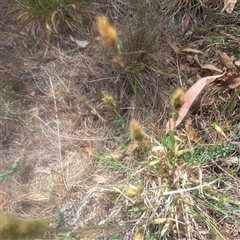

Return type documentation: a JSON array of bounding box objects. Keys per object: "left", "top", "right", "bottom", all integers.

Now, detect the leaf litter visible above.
[
  {"left": 166, "top": 44, "right": 240, "bottom": 133},
  {"left": 166, "top": 73, "right": 226, "bottom": 133}
]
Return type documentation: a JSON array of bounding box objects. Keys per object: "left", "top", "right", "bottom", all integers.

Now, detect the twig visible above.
[{"left": 163, "top": 178, "right": 218, "bottom": 196}]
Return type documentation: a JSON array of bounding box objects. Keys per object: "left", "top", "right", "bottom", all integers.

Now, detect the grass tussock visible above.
[{"left": 11, "top": 0, "right": 92, "bottom": 38}]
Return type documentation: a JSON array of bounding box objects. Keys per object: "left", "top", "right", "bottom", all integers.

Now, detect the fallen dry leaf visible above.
[
  {"left": 84, "top": 147, "right": 94, "bottom": 156},
  {"left": 235, "top": 60, "right": 240, "bottom": 67},
  {"left": 216, "top": 50, "right": 235, "bottom": 69},
  {"left": 193, "top": 54, "right": 202, "bottom": 67},
  {"left": 167, "top": 41, "right": 181, "bottom": 54},
  {"left": 166, "top": 72, "right": 225, "bottom": 133},
  {"left": 185, "top": 118, "right": 200, "bottom": 142},
  {"left": 182, "top": 15, "right": 191, "bottom": 35},
  {"left": 69, "top": 35, "right": 89, "bottom": 48},
  {"left": 180, "top": 64, "right": 198, "bottom": 72},
  {"left": 223, "top": 0, "right": 238, "bottom": 13},
  {"left": 182, "top": 48, "right": 204, "bottom": 55},
  {"left": 152, "top": 145, "right": 164, "bottom": 152},
  {"left": 227, "top": 77, "right": 240, "bottom": 89},
  {"left": 154, "top": 218, "right": 168, "bottom": 224},
  {"left": 222, "top": 74, "right": 240, "bottom": 89},
  {"left": 69, "top": 34, "right": 76, "bottom": 42},
  {"left": 202, "top": 64, "right": 223, "bottom": 73},
  {"left": 230, "top": 81, "right": 240, "bottom": 89},
  {"left": 76, "top": 40, "right": 89, "bottom": 48},
  {"left": 93, "top": 176, "right": 108, "bottom": 183}
]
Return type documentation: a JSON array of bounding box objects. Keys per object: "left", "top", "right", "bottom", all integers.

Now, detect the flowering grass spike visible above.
[
  {"left": 96, "top": 15, "right": 123, "bottom": 66},
  {"left": 102, "top": 92, "right": 116, "bottom": 110},
  {"left": 130, "top": 120, "right": 145, "bottom": 142}
]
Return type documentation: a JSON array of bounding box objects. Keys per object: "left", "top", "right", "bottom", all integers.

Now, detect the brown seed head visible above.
[
  {"left": 130, "top": 120, "right": 145, "bottom": 142},
  {"left": 171, "top": 88, "right": 185, "bottom": 111},
  {"left": 96, "top": 16, "right": 120, "bottom": 56}
]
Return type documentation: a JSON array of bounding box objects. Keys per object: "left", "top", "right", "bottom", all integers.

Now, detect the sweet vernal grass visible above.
[{"left": 96, "top": 15, "right": 124, "bottom": 67}]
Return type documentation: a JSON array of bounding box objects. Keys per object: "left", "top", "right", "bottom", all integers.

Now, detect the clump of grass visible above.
[
  {"left": 123, "top": 0, "right": 164, "bottom": 68},
  {"left": 93, "top": 1, "right": 178, "bottom": 128},
  {"left": 11, "top": 0, "right": 91, "bottom": 38}
]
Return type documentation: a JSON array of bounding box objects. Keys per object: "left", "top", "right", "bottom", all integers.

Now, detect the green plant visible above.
[
  {"left": 114, "top": 115, "right": 126, "bottom": 131},
  {"left": 94, "top": 153, "right": 127, "bottom": 172},
  {"left": 197, "top": 193, "right": 240, "bottom": 223},
  {"left": 102, "top": 92, "right": 127, "bottom": 131},
  {"left": 162, "top": 132, "right": 188, "bottom": 169},
  {"left": 232, "top": 46, "right": 240, "bottom": 60},
  {"left": 126, "top": 74, "right": 148, "bottom": 115},
  {"left": 0, "top": 158, "right": 24, "bottom": 182},
  {"left": 145, "top": 234, "right": 157, "bottom": 240},
  {"left": 53, "top": 209, "right": 69, "bottom": 233},
  {"left": 183, "top": 142, "right": 237, "bottom": 165}
]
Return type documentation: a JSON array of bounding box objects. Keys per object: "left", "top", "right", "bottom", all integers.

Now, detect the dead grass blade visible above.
[{"left": 182, "top": 48, "right": 204, "bottom": 55}]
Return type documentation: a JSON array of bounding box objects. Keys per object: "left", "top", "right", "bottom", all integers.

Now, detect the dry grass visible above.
[{"left": 1, "top": 0, "right": 240, "bottom": 239}]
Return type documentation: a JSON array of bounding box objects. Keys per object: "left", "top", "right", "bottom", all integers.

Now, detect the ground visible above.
[{"left": 0, "top": 0, "right": 240, "bottom": 239}]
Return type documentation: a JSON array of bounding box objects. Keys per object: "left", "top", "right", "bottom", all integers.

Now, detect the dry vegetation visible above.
[{"left": 1, "top": 0, "right": 240, "bottom": 239}]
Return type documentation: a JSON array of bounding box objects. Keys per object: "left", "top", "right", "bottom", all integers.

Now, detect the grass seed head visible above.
[
  {"left": 130, "top": 120, "right": 145, "bottom": 142},
  {"left": 102, "top": 92, "right": 116, "bottom": 109},
  {"left": 96, "top": 15, "right": 123, "bottom": 66},
  {"left": 172, "top": 88, "right": 185, "bottom": 112},
  {"left": 113, "top": 56, "right": 124, "bottom": 67},
  {"left": 125, "top": 185, "right": 142, "bottom": 197},
  {"left": 0, "top": 215, "right": 47, "bottom": 239},
  {"left": 96, "top": 15, "right": 120, "bottom": 56},
  {"left": 134, "top": 228, "right": 144, "bottom": 240}
]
